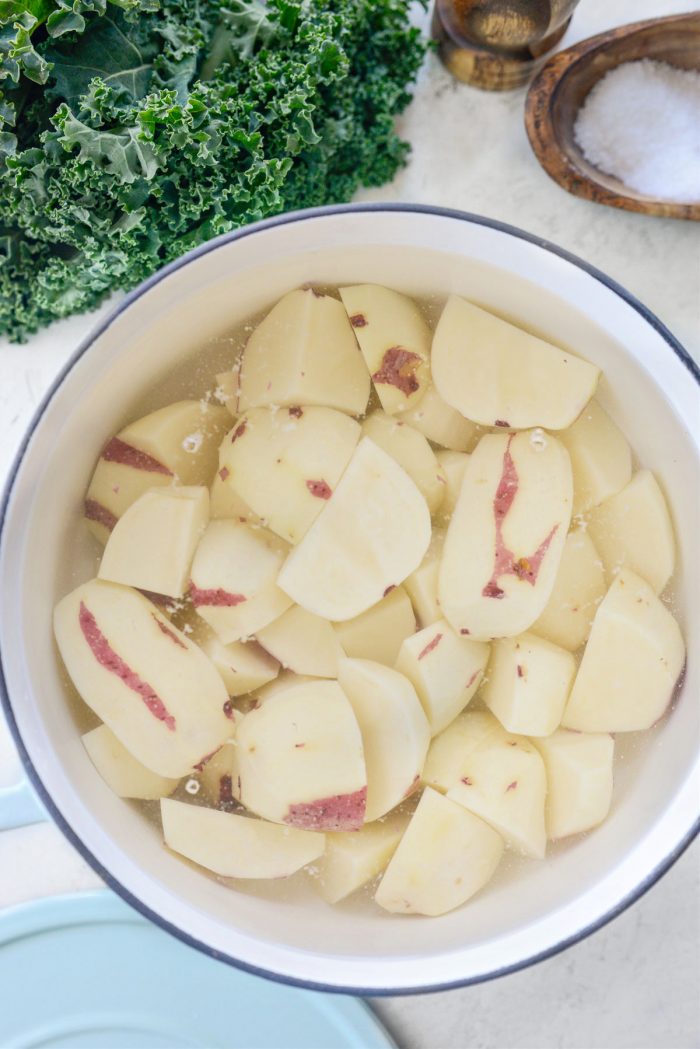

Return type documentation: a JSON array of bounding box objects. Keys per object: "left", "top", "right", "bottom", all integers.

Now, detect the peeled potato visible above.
[
  {"left": 439, "top": 430, "right": 572, "bottom": 640},
  {"left": 362, "top": 411, "right": 446, "bottom": 514},
  {"left": 422, "top": 710, "right": 499, "bottom": 793},
  {"left": 531, "top": 529, "right": 606, "bottom": 651},
  {"left": 339, "top": 284, "right": 430, "bottom": 414},
  {"left": 562, "top": 569, "right": 685, "bottom": 732},
  {"left": 161, "top": 799, "right": 324, "bottom": 879},
  {"left": 84, "top": 401, "right": 229, "bottom": 544},
  {"left": 278, "top": 438, "right": 431, "bottom": 621},
  {"left": 587, "top": 470, "right": 675, "bottom": 594},
  {"left": 256, "top": 605, "right": 345, "bottom": 678},
  {"left": 395, "top": 620, "right": 489, "bottom": 736},
  {"left": 533, "top": 730, "right": 614, "bottom": 840},
  {"left": 432, "top": 296, "right": 599, "bottom": 430},
  {"left": 237, "top": 288, "right": 370, "bottom": 415},
  {"left": 332, "top": 585, "right": 415, "bottom": 667},
  {"left": 314, "top": 813, "right": 408, "bottom": 904},
  {"left": 446, "top": 718, "right": 547, "bottom": 859},
  {"left": 558, "top": 398, "right": 632, "bottom": 515},
  {"left": 54, "top": 580, "right": 231, "bottom": 778},
  {"left": 375, "top": 788, "right": 504, "bottom": 916},
  {"left": 218, "top": 406, "right": 360, "bottom": 544},
  {"left": 234, "top": 680, "right": 367, "bottom": 831},
  {"left": 200, "top": 634, "right": 279, "bottom": 696},
  {"left": 98, "top": 487, "right": 209, "bottom": 599},
  {"left": 403, "top": 528, "right": 445, "bottom": 628},
  {"left": 83, "top": 725, "right": 180, "bottom": 800},
  {"left": 481, "top": 632, "right": 576, "bottom": 737},
  {"left": 189, "top": 520, "right": 292, "bottom": 643},
  {"left": 398, "top": 383, "right": 478, "bottom": 452},
  {"left": 338, "top": 658, "right": 430, "bottom": 821},
  {"left": 435, "top": 450, "right": 469, "bottom": 524}
]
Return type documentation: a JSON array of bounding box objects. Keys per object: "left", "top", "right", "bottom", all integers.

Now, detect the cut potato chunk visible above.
[
  {"left": 83, "top": 725, "right": 180, "bottom": 800},
  {"left": 445, "top": 714, "right": 547, "bottom": 858},
  {"left": 422, "top": 710, "right": 500, "bottom": 792},
  {"left": 201, "top": 634, "right": 279, "bottom": 696},
  {"left": 161, "top": 799, "right": 324, "bottom": 879},
  {"left": 84, "top": 401, "right": 230, "bottom": 544},
  {"left": 558, "top": 399, "right": 632, "bottom": 515},
  {"left": 439, "top": 430, "right": 572, "bottom": 640},
  {"left": 435, "top": 450, "right": 469, "bottom": 524},
  {"left": 362, "top": 411, "right": 445, "bottom": 514},
  {"left": 210, "top": 468, "right": 259, "bottom": 523},
  {"left": 531, "top": 530, "right": 606, "bottom": 651},
  {"left": 562, "top": 569, "right": 685, "bottom": 732},
  {"left": 587, "top": 470, "right": 675, "bottom": 594},
  {"left": 256, "top": 605, "right": 345, "bottom": 678},
  {"left": 54, "top": 580, "right": 232, "bottom": 778},
  {"left": 403, "top": 529, "right": 444, "bottom": 628},
  {"left": 252, "top": 671, "right": 317, "bottom": 706},
  {"left": 533, "top": 730, "right": 614, "bottom": 840},
  {"left": 339, "top": 284, "right": 430, "bottom": 414},
  {"left": 397, "top": 383, "right": 478, "bottom": 452},
  {"left": 332, "top": 586, "right": 415, "bottom": 667},
  {"left": 237, "top": 289, "right": 369, "bottom": 415},
  {"left": 432, "top": 296, "right": 599, "bottom": 430},
  {"left": 481, "top": 632, "right": 576, "bottom": 737},
  {"left": 219, "top": 407, "right": 360, "bottom": 544},
  {"left": 196, "top": 743, "right": 238, "bottom": 808},
  {"left": 190, "top": 520, "right": 292, "bottom": 643},
  {"left": 315, "top": 813, "right": 409, "bottom": 904},
  {"left": 338, "top": 659, "right": 430, "bottom": 821},
  {"left": 395, "top": 620, "right": 490, "bottom": 736},
  {"left": 278, "top": 438, "right": 431, "bottom": 621},
  {"left": 235, "top": 680, "right": 367, "bottom": 830},
  {"left": 375, "top": 788, "right": 504, "bottom": 916},
  {"left": 98, "top": 487, "right": 209, "bottom": 599}
]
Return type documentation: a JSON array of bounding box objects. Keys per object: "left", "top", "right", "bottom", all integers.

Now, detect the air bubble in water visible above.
[
  {"left": 182, "top": 431, "right": 203, "bottom": 454},
  {"left": 185, "top": 778, "right": 200, "bottom": 795},
  {"left": 530, "top": 428, "right": 547, "bottom": 451}
]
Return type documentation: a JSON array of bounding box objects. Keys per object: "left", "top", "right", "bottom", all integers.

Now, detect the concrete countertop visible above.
[{"left": 0, "top": 1, "right": 698, "bottom": 1046}]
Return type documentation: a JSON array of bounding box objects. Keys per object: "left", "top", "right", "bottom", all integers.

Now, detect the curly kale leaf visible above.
[{"left": 0, "top": 0, "right": 427, "bottom": 341}]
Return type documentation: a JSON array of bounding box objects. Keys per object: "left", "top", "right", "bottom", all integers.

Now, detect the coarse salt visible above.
[{"left": 573, "top": 59, "right": 700, "bottom": 204}]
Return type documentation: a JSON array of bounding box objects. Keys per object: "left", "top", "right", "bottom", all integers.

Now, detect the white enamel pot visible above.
[{"left": 1, "top": 204, "right": 698, "bottom": 995}]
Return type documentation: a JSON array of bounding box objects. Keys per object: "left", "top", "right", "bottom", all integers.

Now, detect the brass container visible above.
[{"left": 432, "top": 0, "right": 582, "bottom": 90}]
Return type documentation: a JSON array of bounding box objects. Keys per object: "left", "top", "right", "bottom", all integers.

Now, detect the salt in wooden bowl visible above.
[{"left": 524, "top": 12, "right": 700, "bottom": 221}]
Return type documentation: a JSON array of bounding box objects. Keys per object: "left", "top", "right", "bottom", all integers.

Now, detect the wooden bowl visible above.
[{"left": 524, "top": 12, "right": 700, "bottom": 221}]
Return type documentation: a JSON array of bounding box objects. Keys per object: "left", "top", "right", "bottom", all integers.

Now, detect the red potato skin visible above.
[
  {"left": 231, "top": 421, "right": 247, "bottom": 443},
  {"left": 152, "top": 614, "right": 187, "bottom": 650},
  {"left": 84, "top": 499, "right": 118, "bottom": 532},
  {"left": 483, "top": 435, "right": 558, "bottom": 600},
  {"left": 285, "top": 786, "right": 367, "bottom": 831},
  {"left": 219, "top": 467, "right": 230, "bottom": 481},
  {"left": 193, "top": 747, "right": 222, "bottom": 771},
  {"left": 306, "top": 479, "right": 332, "bottom": 499},
  {"left": 350, "top": 314, "right": 367, "bottom": 328},
  {"left": 418, "top": 632, "right": 443, "bottom": 660},
  {"left": 371, "top": 347, "right": 422, "bottom": 397},
  {"left": 189, "top": 583, "right": 247, "bottom": 607},
  {"left": 78, "top": 601, "right": 176, "bottom": 730},
  {"left": 101, "top": 437, "right": 172, "bottom": 475}
]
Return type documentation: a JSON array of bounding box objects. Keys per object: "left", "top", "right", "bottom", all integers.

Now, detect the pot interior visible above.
[{"left": 2, "top": 209, "right": 697, "bottom": 989}]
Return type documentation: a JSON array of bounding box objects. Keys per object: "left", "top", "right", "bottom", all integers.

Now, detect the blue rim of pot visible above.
[{"left": 1, "top": 202, "right": 698, "bottom": 996}]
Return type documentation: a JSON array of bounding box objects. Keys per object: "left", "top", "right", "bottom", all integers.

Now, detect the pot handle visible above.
[{"left": 0, "top": 778, "right": 46, "bottom": 831}]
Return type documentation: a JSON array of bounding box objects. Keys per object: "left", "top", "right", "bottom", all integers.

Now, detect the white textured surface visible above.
[{"left": 0, "top": 1, "right": 698, "bottom": 1045}]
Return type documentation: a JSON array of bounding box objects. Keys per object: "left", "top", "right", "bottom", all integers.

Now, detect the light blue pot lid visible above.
[{"left": 0, "top": 891, "right": 395, "bottom": 1049}]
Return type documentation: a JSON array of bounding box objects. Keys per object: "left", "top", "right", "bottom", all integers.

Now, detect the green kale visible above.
[{"left": 0, "top": 0, "right": 427, "bottom": 341}]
